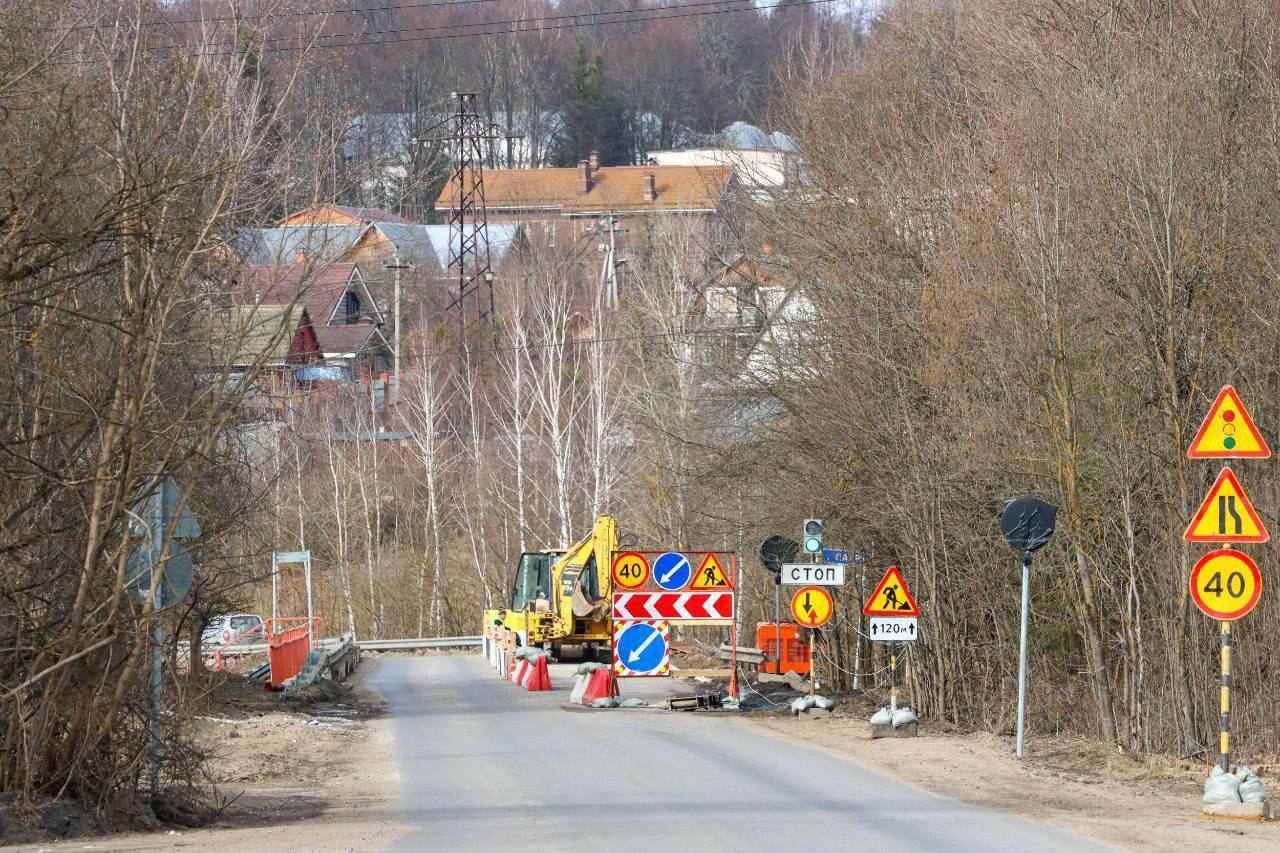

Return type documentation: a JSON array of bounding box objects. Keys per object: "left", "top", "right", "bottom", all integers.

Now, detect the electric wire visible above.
[{"left": 55, "top": 0, "right": 841, "bottom": 61}]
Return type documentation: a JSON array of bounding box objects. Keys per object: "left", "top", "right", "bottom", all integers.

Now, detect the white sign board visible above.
[
  {"left": 869, "top": 616, "right": 918, "bottom": 642},
  {"left": 781, "top": 563, "right": 845, "bottom": 586}
]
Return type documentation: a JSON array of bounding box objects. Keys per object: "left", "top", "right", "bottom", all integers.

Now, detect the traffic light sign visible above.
[{"left": 803, "top": 519, "right": 823, "bottom": 554}]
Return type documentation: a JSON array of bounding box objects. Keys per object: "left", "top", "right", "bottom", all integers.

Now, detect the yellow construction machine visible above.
[{"left": 483, "top": 515, "right": 617, "bottom": 658}]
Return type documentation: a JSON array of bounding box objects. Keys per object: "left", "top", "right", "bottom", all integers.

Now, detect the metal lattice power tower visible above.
[{"left": 444, "top": 92, "right": 498, "bottom": 339}]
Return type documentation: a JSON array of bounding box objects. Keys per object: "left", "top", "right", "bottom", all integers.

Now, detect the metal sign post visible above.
[
  {"left": 999, "top": 496, "right": 1057, "bottom": 759},
  {"left": 273, "top": 550, "right": 314, "bottom": 645}
]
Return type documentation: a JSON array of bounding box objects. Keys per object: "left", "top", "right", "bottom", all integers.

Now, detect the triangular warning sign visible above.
[
  {"left": 1184, "top": 467, "right": 1269, "bottom": 543},
  {"left": 863, "top": 566, "right": 920, "bottom": 617},
  {"left": 1188, "top": 385, "right": 1270, "bottom": 458},
  {"left": 691, "top": 553, "right": 732, "bottom": 589}
]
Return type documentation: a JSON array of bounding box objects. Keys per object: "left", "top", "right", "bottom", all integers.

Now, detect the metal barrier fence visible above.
[{"left": 267, "top": 617, "right": 320, "bottom": 686}]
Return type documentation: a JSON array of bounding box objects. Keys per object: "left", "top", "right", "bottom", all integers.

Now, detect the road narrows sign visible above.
[
  {"left": 613, "top": 620, "right": 671, "bottom": 677},
  {"left": 1189, "top": 549, "right": 1262, "bottom": 621},
  {"left": 863, "top": 566, "right": 920, "bottom": 617},
  {"left": 611, "top": 551, "right": 651, "bottom": 589},
  {"left": 1187, "top": 385, "right": 1271, "bottom": 458},
  {"left": 790, "top": 585, "right": 834, "bottom": 627},
  {"left": 691, "top": 553, "right": 732, "bottom": 589},
  {"left": 1183, "top": 467, "right": 1269, "bottom": 543}
]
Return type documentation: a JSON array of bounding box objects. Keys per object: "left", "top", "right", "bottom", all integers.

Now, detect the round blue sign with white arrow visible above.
[
  {"left": 652, "top": 551, "right": 692, "bottom": 590},
  {"left": 615, "top": 622, "right": 668, "bottom": 674}
]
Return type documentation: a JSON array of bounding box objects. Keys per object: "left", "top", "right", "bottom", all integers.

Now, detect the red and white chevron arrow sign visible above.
[{"left": 612, "top": 591, "right": 734, "bottom": 621}]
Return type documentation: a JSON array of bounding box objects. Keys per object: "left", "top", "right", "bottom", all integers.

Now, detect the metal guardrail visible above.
[
  {"left": 284, "top": 634, "right": 358, "bottom": 693},
  {"left": 357, "top": 635, "right": 483, "bottom": 651},
  {"left": 186, "top": 633, "right": 482, "bottom": 657}
]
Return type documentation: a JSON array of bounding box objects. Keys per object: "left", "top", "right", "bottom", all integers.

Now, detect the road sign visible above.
[
  {"left": 790, "top": 585, "right": 834, "bottom": 627},
  {"left": 863, "top": 566, "right": 920, "bottom": 617},
  {"left": 1188, "top": 385, "right": 1270, "bottom": 458},
  {"left": 127, "top": 476, "right": 200, "bottom": 605},
  {"left": 760, "top": 536, "right": 799, "bottom": 574},
  {"left": 612, "top": 591, "right": 734, "bottom": 620},
  {"left": 781, "top": 563, "right": 845, "bottom": 585},
  {"left": 611, "top": 551, "right": 651, "bottom": 589},
  {"left": 822, "top": 548, "right": 851, "bottom": 564},
  {"left": 126, "top": 539, "right": 193, "bottom": 604},
  {"left": 691, "top": 553, "right": 732, "bottom": 589},
  {"left": 652, "top": 551, "right": 692, "bottom": 591},
  {"left": 1184, "top": 467, "right": 1269, "bottom": 543},
  {"left": 1190, "top": 549, "right": 1262, "bottom": 620},
  {"left": 613, "top": 621, "right": 671, "bottom": 677},
  {"left": 869, "top": 616, "right": 918, "bottom": 642}
]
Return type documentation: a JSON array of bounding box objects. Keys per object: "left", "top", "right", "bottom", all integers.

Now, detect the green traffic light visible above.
[{"left": 805, "top": 536, "right": 821, "bottom": 552}]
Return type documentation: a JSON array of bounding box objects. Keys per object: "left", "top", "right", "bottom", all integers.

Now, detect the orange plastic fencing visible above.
[
  {"left": 267, "top": 617, "right": 319, "bottom": 686},
  {"left": 756, "top": 622, "right": 811, "bottom": 675}
]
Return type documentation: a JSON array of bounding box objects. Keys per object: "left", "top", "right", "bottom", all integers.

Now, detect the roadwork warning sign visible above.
[{"left": 863, "top": 566, "right": 920, "bottom": 617}]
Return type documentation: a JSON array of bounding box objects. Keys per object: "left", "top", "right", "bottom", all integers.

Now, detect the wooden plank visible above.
[{"left": 671, "top": 668, "right": 732, "bottom": 677}]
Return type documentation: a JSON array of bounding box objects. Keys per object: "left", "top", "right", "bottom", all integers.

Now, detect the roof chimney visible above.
[
  {"left": 589, "top": 150, "right": 599, "bottom": 169},
  {"left": 643, "top": 172, "right": 657, "bottom": 202},
  {"left": 578, "top": 159, "right": 592, "bottom": 194}
]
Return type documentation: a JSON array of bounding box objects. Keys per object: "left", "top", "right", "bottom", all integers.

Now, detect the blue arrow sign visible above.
[
  {"left": 653, "top": 552, "right": 692, "bottom": 590},
  {"left": 615, "top": 622, "right": 667, "bottom": 673},
  {"left": 822, "top": 548, "right": 851, "bottom": 564}
]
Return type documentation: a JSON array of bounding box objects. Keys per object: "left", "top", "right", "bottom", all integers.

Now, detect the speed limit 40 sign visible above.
[
  {"left": 611, "top": 551, "right": 650, "bottom": 589},
  {"left": 1190, "top": 548, "right": 1262, "bottom": 621}
]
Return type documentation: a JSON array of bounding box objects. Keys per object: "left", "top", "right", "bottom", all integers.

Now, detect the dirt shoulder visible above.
[
  {"left": 749, "top": 701, "right": 1279, "bottom": 851},
  {"left": 8, "top": 660, "right": 407, "bottom": 853}
]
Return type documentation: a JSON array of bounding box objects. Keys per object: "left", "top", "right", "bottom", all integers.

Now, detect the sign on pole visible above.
[
  {"left": 781, "top": 562, "right": 844, "bottom": 586},
  {"left": 862, "top": 566, "right": 920, "bottom": 617},
  {"left": 1183, "top": 467, "right": 1269, "bottom": 543},
  {"left": 869, "top": 616, "right": 918, "bottom": 642},
  {"left": 1189, "top": 549, "right": 1262, "bottom": 621},
  {"left": 790, "top": 585, "right": 834, "bottom": 628},
  {"left": 1187, "top": 385, "right": 1270, "bottom": 458},
  {"left": 612, "top": 591, "right": 733, "bottom": 620}
]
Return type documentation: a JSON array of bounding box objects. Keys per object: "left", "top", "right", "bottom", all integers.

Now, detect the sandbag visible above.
[
  {"left": 590, "top": 696, "right": 619, "bottom": 708},
  {"left": 1237, "top": 767, "right": 1267, "bottom": 803},
  {"left": 892, "top": 707, "right": 918, "bottom": 727},
  {"left": 869, "top": 707, "right": 892, "bottom": 725},
  {"left": 790, "top": 696, "right": 816, "bottom": 716},
  {"left": 576, "top": 661, "right": 606, "bottom": 675},
  {"left": 619, "top": 698, "right": 647, "bottom": 709},
  {"left": 514, "top": 646, "right": 545, "bottom": 660},
  {"left": 1203, "top": 766, "right": 1242, "bottom": 804},
  {"left": 813, "top": 696, "right": 835, "bottom": 711}
]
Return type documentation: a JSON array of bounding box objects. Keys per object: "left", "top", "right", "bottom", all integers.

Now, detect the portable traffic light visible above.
[{"left": 803, "top": 519, "right": 823, "bottom": 554}]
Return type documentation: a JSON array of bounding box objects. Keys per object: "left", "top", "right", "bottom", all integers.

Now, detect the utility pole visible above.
[
  {"left": 597, "top": 214, "right": 626, "bottom": 308},
  {"left": 381, "top": 254, "right": 413, "bottom": 406}
]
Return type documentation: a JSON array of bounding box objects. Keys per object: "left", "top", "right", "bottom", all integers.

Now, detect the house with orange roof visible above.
[
  {"left": 276, "top": 203, "right": 411, "bottom": 227},
  {"left": 434, "top": 152, "right": 736, "bottom": 251}
]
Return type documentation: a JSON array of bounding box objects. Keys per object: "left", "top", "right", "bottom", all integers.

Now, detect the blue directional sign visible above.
[
  {"left": 652, "top": 551, "right": 692, "bottom": 590},
  {"left": 614, "top": 622, "right": 668, "bottom": 675},
  {"left": 822, "top": 548, "right": 851, "bottom": 564}
]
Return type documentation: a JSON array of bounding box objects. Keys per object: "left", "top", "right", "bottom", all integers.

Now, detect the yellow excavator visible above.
[{"left": 483, "top": 515, "right": 617, "bottom": 658}]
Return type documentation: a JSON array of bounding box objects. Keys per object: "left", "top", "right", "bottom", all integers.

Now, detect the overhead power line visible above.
[{"left": 59, "top": 0, "right": 839, "bottom": 61}]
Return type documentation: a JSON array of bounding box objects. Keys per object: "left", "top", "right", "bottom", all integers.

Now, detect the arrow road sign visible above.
[
  {"left": 613, "top": 621, "right": 671, "bottom": 677},
  {"left": 869, "top": 616, "right": 918, "bottom": 643},
  {"left": 653, "top": 552, "right": 693, "bottom": 590},
  {"left": 612, "top": 591, "right": 734, "bottom": 621}
]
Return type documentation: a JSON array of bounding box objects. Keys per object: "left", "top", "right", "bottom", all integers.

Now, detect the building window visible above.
[
  {"left": 545, "top": 222, "right": 556, "bottom": 248},
  {"left": 342, "top": 290, "right": 361, "bottom": 324}
]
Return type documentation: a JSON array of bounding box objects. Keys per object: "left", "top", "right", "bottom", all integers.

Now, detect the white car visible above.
[{"left": 201, "top": 613, "right": 265, "bottom": 649}]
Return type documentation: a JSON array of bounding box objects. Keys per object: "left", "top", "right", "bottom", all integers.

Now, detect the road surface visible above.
[{"left": 369, "top": 656, "right": 1099, "bottom": 852}]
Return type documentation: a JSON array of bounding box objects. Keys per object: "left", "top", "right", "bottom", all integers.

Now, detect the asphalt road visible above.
[{"left": 370, "top": 656, "right": 1099, "bottom": 852}]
